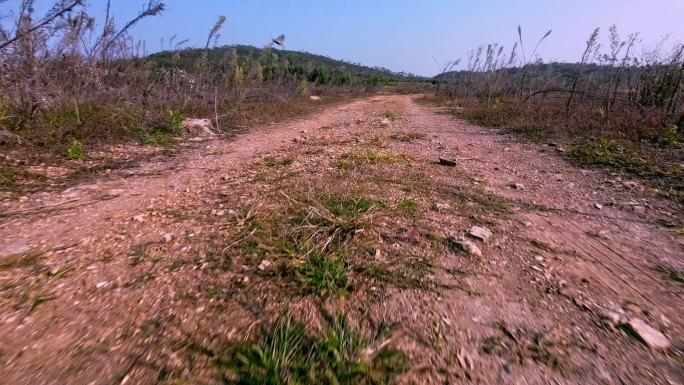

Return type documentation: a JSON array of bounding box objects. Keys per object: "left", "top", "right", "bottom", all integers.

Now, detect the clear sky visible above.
[{"left": 4, "top": 0, "right": 684, "bottom": 76}]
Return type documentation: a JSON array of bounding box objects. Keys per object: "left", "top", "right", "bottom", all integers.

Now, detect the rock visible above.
[
  {"left": 622, "top": 181, "right": 639, "bottom": 189},
  {"left": 656, "top": 314, "right": 672, "bottom": 330},
  {"left": 601, "top": 311, "right": 627, "bottom": 329},
  {"left": 622, "top": 302, "right": 644, "bottom": 315},
  {"left": 553, "top": 174, "right": 564, "bottom": 181},
  {"left": 258, "top": 260, "right": 272, "bottom": 271},
  {"left": 161, "top": 233, "right": 174, "bottom": 243},
  {"left": 96, "top": 281, "right": 108, "bottom": 289},
  {"left": 438, "top": 158, "right": 457, "bottom": 167},
  {"left": 434, "top": 202, "right": 451, "bottom": 211},
  {"left": 309, "top": 95, "right": 321, "bottom": 101},
  {"left": 446, "top": 236, "right": 482, "bottom": 257},
  {"left": 0, "top": 130, "right": 24, "bottom": 146},
  {"left": 534, "top": 255, "right": 544, "bottom": 262},
  {"left": 510, "top": 182, "right": 525, "bottom": 190},
  {"left": 595, "top": 203, "right": 603, "bottom": 210},
  {"left": 380, "top": 118, "right": 391, "bottom": 126},
  {"left": 560, "top": 286, "right": 592, "bottom": 311},
  {"left": 398, "top": 229, "right": 421, "bottom": 244},
  {"left": 632, "top": 205, "right": 646, "bottom": 214},
  {"left": 468, "top": 226, "right": 492, "bottom": 243},
  {"left": 622, "top": 318, "right": 670, "bottom": 350},
  {"left": 456, "top": 348, "right": 474, "bottom": 372},
  {"left": 133, "top": 214, "right": 145, "bottom": 223},
  {"left": 0, "top": 240, "right": 30, "bottom": 258}
]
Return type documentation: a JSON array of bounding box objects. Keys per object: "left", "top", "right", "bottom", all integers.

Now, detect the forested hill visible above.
[{"left": 149, "top": 45, "right": 425, "bottom": 85}]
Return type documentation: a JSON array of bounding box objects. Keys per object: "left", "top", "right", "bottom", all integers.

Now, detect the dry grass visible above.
[{"left": 429, "top": 26, "right": 683, "bottom": 201}]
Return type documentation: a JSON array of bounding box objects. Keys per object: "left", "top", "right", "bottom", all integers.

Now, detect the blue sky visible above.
[{"left": 3, "top": 0, "right": 684, "bottom": 76}]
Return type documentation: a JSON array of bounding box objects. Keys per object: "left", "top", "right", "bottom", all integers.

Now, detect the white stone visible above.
[
  {"left": 624, "top": 318, "right": 670, "bottom": 350},
  {"left": 468, "top": 226, "right": 492, "bottom": 242}
]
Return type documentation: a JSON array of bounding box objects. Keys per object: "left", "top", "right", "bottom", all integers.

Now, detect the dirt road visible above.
[{"left": 1, "top": 94, "right": 682, "bottom": 384}]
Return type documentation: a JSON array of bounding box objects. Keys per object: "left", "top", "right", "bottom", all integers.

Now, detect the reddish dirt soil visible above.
[{"left": 1, "top": 94, "right": 682, "bottom": 384}]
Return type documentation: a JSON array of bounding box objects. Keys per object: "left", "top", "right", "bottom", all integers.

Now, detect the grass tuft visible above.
[
  {"left": 264, "top": 157, "right": 294, "bottom": 167},
  {"left": 290, "top": 251, "right": 351, "bottom": 297},
  {"left": 338, "top": 149, "right": 407, "bottom": 170},
  {"left": 225, "top": 313, "right": 404, "bottom": 385},
  {"left": 394, "top": 199, "right": 418, "bottom": 216}
]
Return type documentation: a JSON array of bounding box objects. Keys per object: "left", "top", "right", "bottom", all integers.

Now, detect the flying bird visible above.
[{"left": 271, "top": 34, "right": 285, "bottom": 46}]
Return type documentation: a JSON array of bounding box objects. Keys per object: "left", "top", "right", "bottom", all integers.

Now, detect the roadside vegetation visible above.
[
  {"left": 0, "top": 0, "right": 421, "bottom": 196},
  {"left": 426, "top": 26, "right": 683, "bottom": 202}
]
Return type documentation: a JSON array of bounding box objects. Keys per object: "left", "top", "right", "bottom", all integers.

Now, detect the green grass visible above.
[
  {"left": 66, "top": 139, "right": 84, "bottom": 160},
  {"left": 394, "top": 199, "right": 418, "bottom": 216},
  {"left": 30, "top": 294, "right": 56, "bottom": 313},
  {"left": 0, "top": 169, "right": 14, "bottom": 187},
  {"left": 389, "top": 131, "right": 427, "bottom": 143},
  {"left": 264, "top": 157, "right": 295, "bottom": 167},
  {"left": 655, "top": 264, "right": 684, "bottom": 285},
  {"left": 224, "top": 314, "right": 404, "bottom": 385},
  {"left": 292, "top": 251, "right": 351, "bottom": 297},
  {"left": 0, "top": 167, "right": 49, "bottom": 191},
  {"left": 0, "top": 253, "right": 40, "bottom": 269},
  {"left": 338, "top": 149, "right": 406, "bottom": 170},
  {"left": 138, "top": 125, "right": 178, "bottom": 146},
  {"left": 321, "top": 196, "right": 380, "bottom": 219},
  {"left": 569, "top": 138, "right": 655, "bottom": 175},
  {"left": 359, "top": 261, "right": 436, "bottom": 292}
]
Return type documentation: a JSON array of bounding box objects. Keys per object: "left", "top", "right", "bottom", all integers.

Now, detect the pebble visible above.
[
  {"left": 510, "top": 182, "right": 525, "bottom": 190},
  {"left": 96, "top": 281, "right": 108, "bottom": 289},
  {"left": 434, "top": 202, "right": 451, "bottom": 211},
  {"left": 0, "top": 240, "right": 30, "bottom": 258},
  {"left": 133, "top": 214, "right": 145, "bottom": 223},
  {"left": 161, "top": 233, "right": 174, "bottom": 243},
  {"left": 468, "top": 226, "right": 492, "bottom": 243},
  {"left": 446, "top": 236, "right": 482, "bottom": 257},
  {"left": 258, "top": 260, "right": 272, "bottom": 271}
]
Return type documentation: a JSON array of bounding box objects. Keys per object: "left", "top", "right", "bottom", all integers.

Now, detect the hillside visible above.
[
  {"left": 149, "top": 45, "right": 426, "bottom": 84},
  {"left": 434, "top": 62, "right": 643, "bottom": 83}
]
